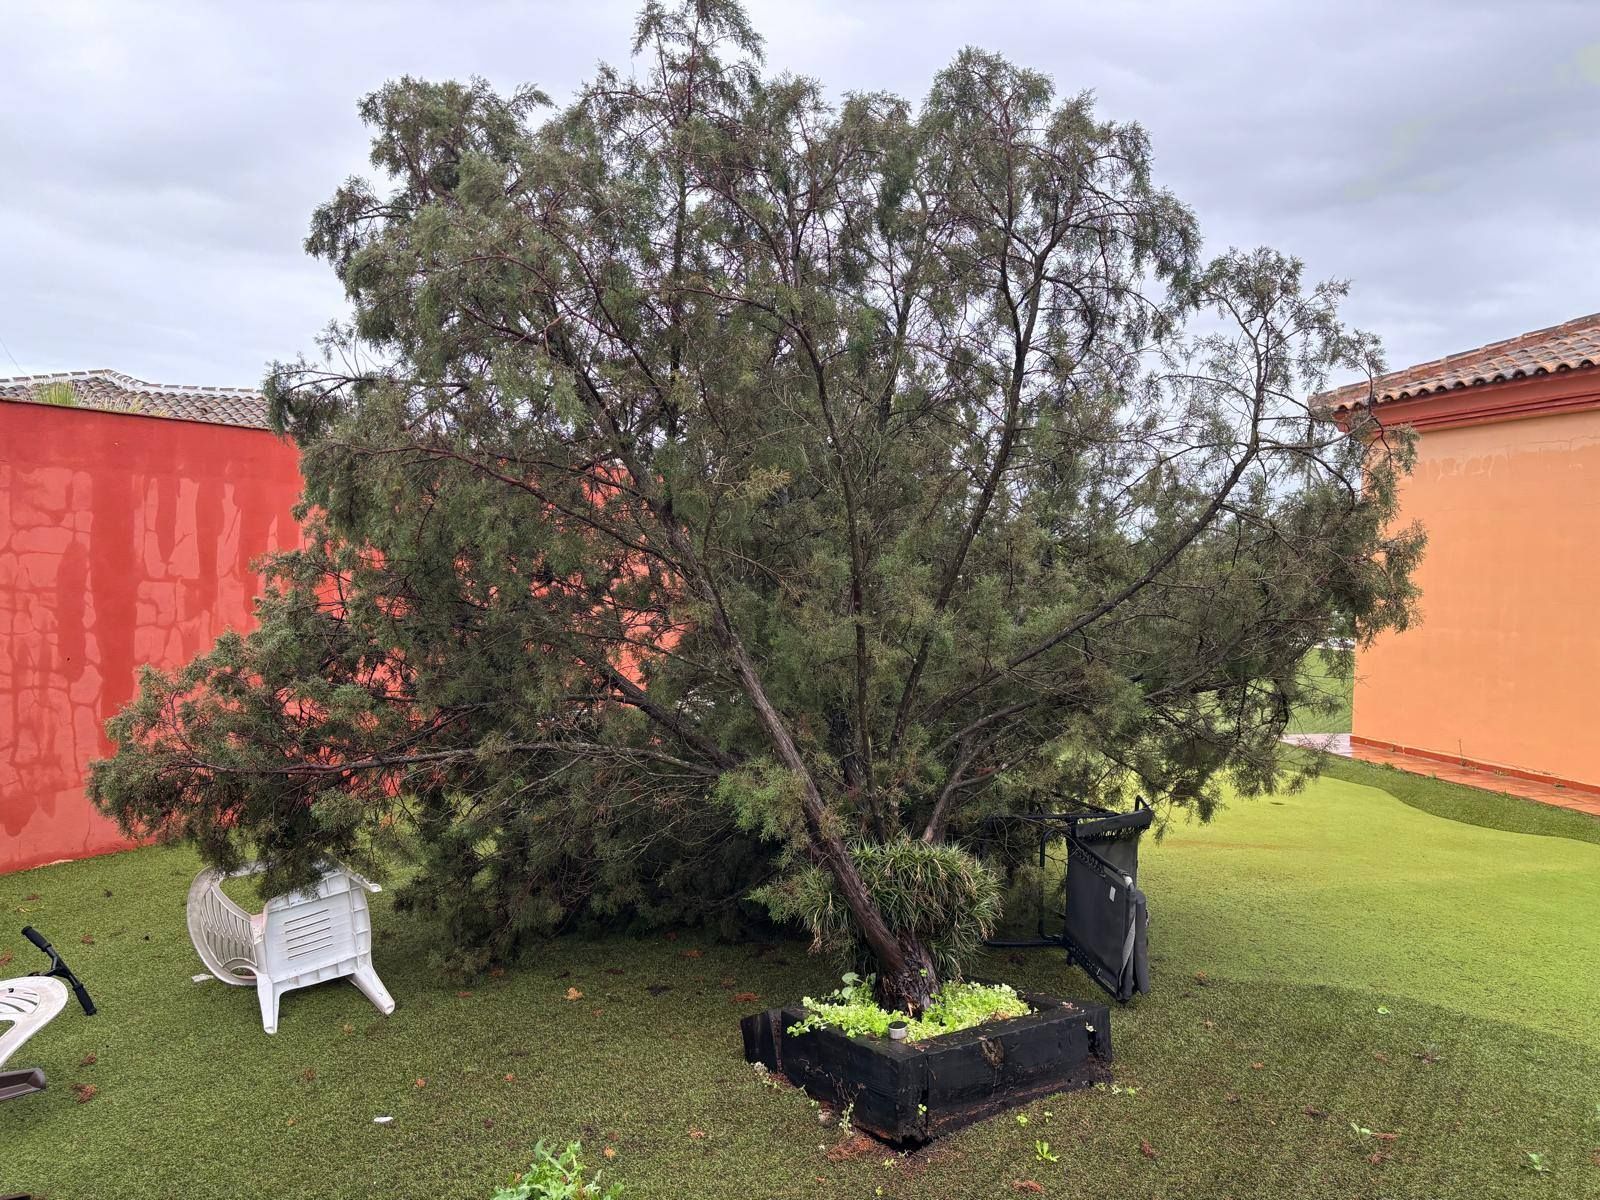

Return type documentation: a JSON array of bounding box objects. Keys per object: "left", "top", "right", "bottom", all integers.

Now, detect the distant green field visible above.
[{"left": 1287, "top": 649, "right": 1354, "bottom": 734}]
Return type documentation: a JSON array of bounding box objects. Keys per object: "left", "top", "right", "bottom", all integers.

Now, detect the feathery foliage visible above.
[
  {"left": 91, "top": 0, "right": 1421, "bottom": 1008},
  {"left": 753, "top": 840, "right": 1003, "bottom": 983}
]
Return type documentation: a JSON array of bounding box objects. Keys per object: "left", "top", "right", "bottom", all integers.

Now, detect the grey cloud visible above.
[{"left": 2, "top": 0, "right": 1595, "bottom": 386}]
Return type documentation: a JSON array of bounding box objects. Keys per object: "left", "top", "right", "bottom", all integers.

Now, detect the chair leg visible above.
[
  {"left": 0, "top": 1067, "right": 48, "bottom": 1101},
  {"left": 350, "top": 964, "right": 396, "bottom": 1017},
  {"left": 256, "top": 978, "right": 281, "bottom": 1035}
]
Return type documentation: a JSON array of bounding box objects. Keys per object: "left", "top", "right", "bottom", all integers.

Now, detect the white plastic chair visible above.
[
  {"left": 0, "top": 977, "right": 69, "bottom": 1100},
  {"left": 186, "top": 863, "right": 396, "bottom": 1034}
]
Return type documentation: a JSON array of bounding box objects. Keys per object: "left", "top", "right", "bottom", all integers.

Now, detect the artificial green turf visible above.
[
  {"left": 1308, "top": 752, "right": 1600, "bottom": 847},
  {"left": 1146, "top": 775, "right": 1600, "bottom": 1049},
  {"left": 4, "top": 775, "right": 1599, "bottom": 1199}
]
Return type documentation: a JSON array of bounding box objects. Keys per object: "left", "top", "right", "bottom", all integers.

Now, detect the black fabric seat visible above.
[
  {"left": 984, "top": 800, "right": 1154, "bottom": 1002},
  {"left": 1060, "top": 807, "right": 1152, "bottom": 1001}
]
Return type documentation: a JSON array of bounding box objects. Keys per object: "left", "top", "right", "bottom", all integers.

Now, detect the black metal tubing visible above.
[{"left": 20, "top": 926, "right": 96, "bottom": 1016}]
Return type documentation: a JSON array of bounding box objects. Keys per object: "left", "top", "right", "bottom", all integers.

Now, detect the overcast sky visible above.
[{"left": 4, "top": 0, "right": 1597, "bottom": 391}]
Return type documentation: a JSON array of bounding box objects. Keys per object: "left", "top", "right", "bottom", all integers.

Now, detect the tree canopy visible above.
[{"left": 92, "top": 0, "right": 1421, "bottom": 1010}]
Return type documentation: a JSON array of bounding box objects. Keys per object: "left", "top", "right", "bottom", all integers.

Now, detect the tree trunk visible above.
[
  {"left": 658, "top": 520, "right": 937, "bottom": 1011},
  {"left": 717, "top": 619, "right": 935, "bottom": 1012},
  {"left": 874, "top": 934, "right": 939, "bottom": 1015}
]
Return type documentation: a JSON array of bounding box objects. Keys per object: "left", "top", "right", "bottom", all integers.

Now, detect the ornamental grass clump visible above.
[
  {"left": 753, "top": 840, "right": 1004, "bottom": 984},
  {"left": 789, "top": 975, "right": 1032, "bottom": 1042}
]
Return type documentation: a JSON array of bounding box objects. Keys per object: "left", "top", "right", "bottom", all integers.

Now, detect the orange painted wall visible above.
[
  {"left": 1, "top": 401, "right": 301, "bottom": 873},
  {"left": 1353, "top": 407, "right": 1600, "bottom": 787}
]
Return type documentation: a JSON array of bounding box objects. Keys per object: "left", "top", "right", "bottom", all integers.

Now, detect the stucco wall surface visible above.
[
  {"left": 1, "top": 402, "right": 300, "bottom": 872},
  {"left": 1353, "top": 408, "right": 1600, "bottom": 786}
]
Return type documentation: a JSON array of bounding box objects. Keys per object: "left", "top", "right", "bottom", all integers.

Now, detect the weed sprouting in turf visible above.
[{"left": 491, "top": 1142, "right": 620, "bottom": 1199}]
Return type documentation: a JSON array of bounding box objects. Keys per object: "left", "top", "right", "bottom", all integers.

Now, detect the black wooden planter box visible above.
[{"left": 740, "top": 991, "right": 1112, "bottom": 1144}]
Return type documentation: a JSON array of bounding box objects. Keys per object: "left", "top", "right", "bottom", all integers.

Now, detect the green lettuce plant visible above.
[{"left": 788, "top": 974, "right": 1030, "bottom": 1042}]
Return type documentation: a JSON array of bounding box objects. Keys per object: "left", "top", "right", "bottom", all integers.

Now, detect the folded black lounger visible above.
[{"left": 986, "top": 800, "right": 1154, "bottom": 1002}]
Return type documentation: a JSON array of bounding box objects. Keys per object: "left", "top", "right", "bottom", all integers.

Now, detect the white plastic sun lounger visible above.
[{"left": 0, "top": 977, "right": 69, "bottom": 1100}]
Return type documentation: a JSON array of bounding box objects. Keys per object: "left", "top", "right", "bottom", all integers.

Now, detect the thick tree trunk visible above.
[
  {"left": 654, "top": 506, "right": 934, "bottom": 1010},
  {"left": 875, "top": 934, "right": 939, "bottom": 1016}
]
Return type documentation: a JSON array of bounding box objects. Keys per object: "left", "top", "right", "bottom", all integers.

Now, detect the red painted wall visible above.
[{"left": 1, "top": 401, "right": 301, "bottom": 873}]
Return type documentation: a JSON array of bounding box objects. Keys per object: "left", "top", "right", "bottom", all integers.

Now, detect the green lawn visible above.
[
  {"left": 1315, "top": 752, "right": 1600, "bottom": 847},
  {"left": 4, "top": 772, "right": 1598, "bottom": 1199}
]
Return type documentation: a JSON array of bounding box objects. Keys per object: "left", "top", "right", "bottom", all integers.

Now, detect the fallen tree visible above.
[{"left": 91, "top": 0, "right": 1421, "bottom": 1008}]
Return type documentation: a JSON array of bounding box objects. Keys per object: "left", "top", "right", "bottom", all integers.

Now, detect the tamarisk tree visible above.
[{"left": 92, "top": 0, "right": 1420, "bottom": 1011}]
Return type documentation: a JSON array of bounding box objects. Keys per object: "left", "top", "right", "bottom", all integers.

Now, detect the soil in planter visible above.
[{"left": 740, "top": 991, "right": 1111, "bottom": 1145}]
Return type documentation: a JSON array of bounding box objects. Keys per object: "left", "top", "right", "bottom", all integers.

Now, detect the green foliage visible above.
[
  {"left": 787, "top": 975, "right": 1030, "bottom": 1041},
  {"left": 752, "top": 841, "right": 1003, "bottom": 980},
  {"left": 490, "top": 1142, "right": 620, "bottom": 1200},
  {"left": 1285, "top": 647, "right": 1353, "bottom": 735},
  {"left": 91, "top": 0, "right": 1422, "bottom": 993},
  {"left": 34, "top": 380, "right": 77, "bottom": 406}
]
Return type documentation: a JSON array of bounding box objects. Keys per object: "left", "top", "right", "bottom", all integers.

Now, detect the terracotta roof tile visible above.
[
  {"left": 0, "top": 369, "right": 269, "bottom": 429},
  {"left": 1318, "top": 312, "right": 1600, "bottom": 412}
]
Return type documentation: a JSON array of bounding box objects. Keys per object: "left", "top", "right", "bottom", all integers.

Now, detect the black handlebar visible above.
[{"left": 19, "top": 925, "right": 97, "bottom": 1016}]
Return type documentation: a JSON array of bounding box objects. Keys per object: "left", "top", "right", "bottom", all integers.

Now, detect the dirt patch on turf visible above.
[{"left": 824, "top": 1134, "right": 878, "bottom": 1162}]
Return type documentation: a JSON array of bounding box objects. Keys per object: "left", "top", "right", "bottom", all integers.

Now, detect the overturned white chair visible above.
[
  {"left": 186, "top": 863, "right": 396, "bottom": 1035},
  {"left": 0, "top": 977, "right": 69, "bottom": 1100}
]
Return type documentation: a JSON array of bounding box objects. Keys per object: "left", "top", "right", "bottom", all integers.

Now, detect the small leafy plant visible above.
[
  {"left": 491, "top": 1142, "right": 621, "bottom": 1199},
  {"left": 1034, "top": 1140, "right": 1059, "bottom": 1163},
  {"left": 34, "top": 381, "right": 78, "bottom": 407},
  {"left": 1413, "top": 1043, "right": 1443, "bottom": 1064},
  {"left": 1523, "top": 1151, "right": 1552, "bottom": 1175},
  {"left": 787, "top": 974, "right": 1031, "bottom": 1042}
]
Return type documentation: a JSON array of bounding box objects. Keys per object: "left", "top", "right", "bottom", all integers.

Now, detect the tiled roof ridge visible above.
[
  {"left": 0, "top": 367, "right": 263, "bottom": 398},
  {"left": 1320, "top": 311, "right": 1600, "bottom": 410},
  {"left": 1377, "top": 310, "right": 1600, "bottom": 382}
]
